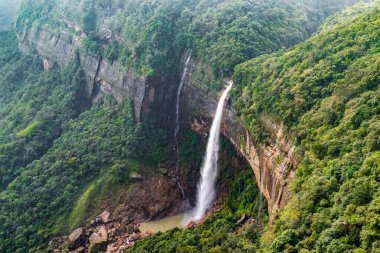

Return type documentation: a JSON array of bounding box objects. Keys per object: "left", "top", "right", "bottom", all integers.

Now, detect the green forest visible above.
[
  {"left": 16, "top": 0, "right": 361, "bottom": 89},
  {"left": 0, "top": 0, "right": 379, "bottom": 252},
  {"left": 232, "top": 7, "right": 380, "bottom": 253}
]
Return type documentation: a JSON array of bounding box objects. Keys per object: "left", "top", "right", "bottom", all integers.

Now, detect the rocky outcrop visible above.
[
  {"left": 17, "top": 24, "right": 157, "bottom": 121},
  {"left": 50, "top": 168, "right": 188, "bottom": 253},
  {"left": 183, "top": 73, "right": 297, "bottom": 220}
]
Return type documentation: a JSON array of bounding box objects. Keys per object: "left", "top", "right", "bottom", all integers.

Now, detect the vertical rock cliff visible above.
[
  {"left": 17, "top": 23, "right": 183, "bottom": 124},
  {"left": 181, "top": 59, "right": 297, "bottom": 219},
  {"left": 17, "top": 18, "right": 297, "bottom": 221}
]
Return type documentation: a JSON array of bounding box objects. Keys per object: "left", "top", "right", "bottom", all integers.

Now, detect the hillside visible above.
[
  {"left": 16, "top": 0, "right": 361, "bottom": 89},
  {"left": 233, "top": 6, "right": 380, "bottom": 252},
  {"left": 125, "top": 4, "right": 380, "bottom": 253},
  {"left": 0, "top": 0, "right": 378, "bottom": 253}
]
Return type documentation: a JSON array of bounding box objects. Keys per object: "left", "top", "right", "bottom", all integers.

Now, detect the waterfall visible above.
[
  {"left": 174, "top": 53, "right": 191, "bottom": 204},
  {"left": 190, "top": 81, "right": 233, "bottom": 221},
  {"left": 174, "top": 54, "right": 191, "bottom": 140}
]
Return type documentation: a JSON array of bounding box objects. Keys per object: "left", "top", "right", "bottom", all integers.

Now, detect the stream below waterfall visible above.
[{"left": 139, "top": 213, "right": 188, "bottom": 233}]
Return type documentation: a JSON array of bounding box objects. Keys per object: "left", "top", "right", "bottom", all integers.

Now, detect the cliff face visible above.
[
  {"left": 182, "top": 66, "right": 297, "bottom": 219},
  {"left": 18, "top": 20, "right": 296, "bottom": 220},
  {"left": 17, "top": 24, "right": 169, "bottom": 122}
]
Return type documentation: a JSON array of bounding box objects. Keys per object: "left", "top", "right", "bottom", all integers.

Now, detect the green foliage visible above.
[
  {"left": 102, "top": 41, "right": 120, "bottom": 62},
  {"left": 16, "top": 0, "right": 361, "bottom": 81},
  {"left": 15, "top": 120, "right": 41, "bottom": 138},
  {"left": 66, "top": 159, "right": 139, "bottom": 231},
  {"left": 178, "top": 129, "right": 202, "bottom": 164},
  {"left": 81, "top": 36, "right": 100, "bottom": 55},
  {"left": 0, "top": 31, "right": 85, "bottom": 190},
  {"left": 82, "top": 2, "right": 97, "bottom": 34},
  {"left": 226, "top": 168, "right": 268, "bottom": 222},
  {"left": 0, "top": 99, "right": 166, "bottom": 252},
  {"left": 233, "top": 6, "right": 380, "bottom": 252},
  {"left": 0, "top": 29, "right": 166, "bottom": 251}
]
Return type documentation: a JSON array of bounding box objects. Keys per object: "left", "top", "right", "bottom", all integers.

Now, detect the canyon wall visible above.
[
  {"left": 18, "top": 20, "right": 297, "bottom": 220},
  {"left": 17, "top": 24, "right": 178, "bottom": 122},
  {"left": 182, "top": 70, "right": 297, "bottom": 219}
]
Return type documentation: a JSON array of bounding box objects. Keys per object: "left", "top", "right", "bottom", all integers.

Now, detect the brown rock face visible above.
[
  {"left": 183, "top": 74, "right": 296, "bottom": 220},
  {"left": 17, "top": 24, "right": 147, "bottom": 121}
]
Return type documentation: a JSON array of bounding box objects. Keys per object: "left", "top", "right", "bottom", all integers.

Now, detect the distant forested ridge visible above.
[{"left": 16, "top": 0, "right": 363, "bottom": 89}]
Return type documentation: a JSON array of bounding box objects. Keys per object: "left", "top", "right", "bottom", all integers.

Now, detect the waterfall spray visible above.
[{"left": 191, "top": 81, "right": 233, "bottom": 221}]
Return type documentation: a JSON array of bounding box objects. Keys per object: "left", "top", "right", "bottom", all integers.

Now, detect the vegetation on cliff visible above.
[
  {"left": 17, "top": 0, "right": 361, "bottom": 89},
  {"left": 128, "top": 168, "right": 267, "bottom": 253},
  {"left": 0, "top": 0, "right": 378, "bottom": 252},
  {"left": 0, "top": 30, "right": 167, "bottom": 251},
  {"left": 0, "top": 30, "right": 86, "bottom": 190},
  {"left": 0, "top": 97, "right": 166, "bottom": 252},
  {"left": 233, "top": 6, "right": 380, "bottom": 252}
]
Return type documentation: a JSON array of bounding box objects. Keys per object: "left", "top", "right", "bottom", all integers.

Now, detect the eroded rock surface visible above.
[{"left": 183, "top": 72, "right": 296, "bottom": 220}]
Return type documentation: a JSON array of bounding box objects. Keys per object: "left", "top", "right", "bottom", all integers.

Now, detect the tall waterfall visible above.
[{"left": 191, "top": 81, "right": 233, "bottom": 221}]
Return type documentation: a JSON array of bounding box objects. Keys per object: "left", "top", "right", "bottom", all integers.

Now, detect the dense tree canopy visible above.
[
  {"left": 0, "top": 31, "right": 86, "bottom": 190},
  {"left": 0, "top": 1, "right": 378, "bottom": 252},
  {"left": 0, "top": 30, "right": 166, "bottom": 252},
  {"left": 16, "top": 0, "right": 364, "bottom": 87},
  {"left": 232, "top": 6, "right": 380, "bottom": 252}
]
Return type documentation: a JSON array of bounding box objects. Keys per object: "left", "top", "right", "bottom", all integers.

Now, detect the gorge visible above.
[{"left": 0, "top": 0, "right": 379, "bottom": 253}]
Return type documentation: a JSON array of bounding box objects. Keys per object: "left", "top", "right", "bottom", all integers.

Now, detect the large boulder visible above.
[
  {"left": 68, "top": 227, "right": 86, "bottom": 250},
  {"left": 99, "top": 211, "right": 110, "bottom": 223},
  {"left": 89, "top": 226, "right": 108, "bottom": 253}
]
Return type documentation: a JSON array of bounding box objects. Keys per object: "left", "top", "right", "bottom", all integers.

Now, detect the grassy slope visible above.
[{"left": 232, "top": 6, "right": 380, "bottom": 253}]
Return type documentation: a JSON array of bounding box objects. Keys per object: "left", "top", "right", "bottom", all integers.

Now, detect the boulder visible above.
[
  {"left": 68, "top": 227, "right": 86, "bottom": 250},
  {"left": 69, "top": 246, "right": 85, "bottom": 253},
  {"left": 99, "top": 211, "right": 111, "bottom": 223},
  {"left": 89, "top": 226, "right": 108, "bottom": 253}
]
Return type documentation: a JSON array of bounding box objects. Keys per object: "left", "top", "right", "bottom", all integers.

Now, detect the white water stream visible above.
[
  {"left": 190, "top": 81, "right": 233, "bottom": 221},
  {"left": 174, "top": 54, "right": 191, "bottom": 203},
  {"left": 174, "top": 54, "right": 191, "bottom": 139}
]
